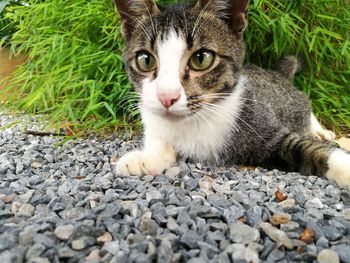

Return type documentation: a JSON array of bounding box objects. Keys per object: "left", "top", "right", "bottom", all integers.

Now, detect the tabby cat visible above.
[{"left": 113, "top": 0, "right": 350, "bottom": 187}]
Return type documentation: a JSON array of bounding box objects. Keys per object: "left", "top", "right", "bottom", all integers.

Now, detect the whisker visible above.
[
  {"left": 199, "top": 102, "right": 240, "bottom": 133},
  {"left": 118, "top": 11, "right": 152, "bottom": 41},
  {"left": 202, "top": 102, "right": 266, "bottom": 141},
  {"left": 143, "top": 1, "right": 156, "bottom": 39},
  {"left": 191, "top": 0, "right": 215, "bottom": 38}
]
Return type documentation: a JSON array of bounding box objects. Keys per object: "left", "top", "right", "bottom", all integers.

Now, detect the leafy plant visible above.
[
  {"left": 0, "top": 0, "right": 26, "bottom": 45},
  {"left": 1, "top": 0, "right": 349, "bottom": 134}
]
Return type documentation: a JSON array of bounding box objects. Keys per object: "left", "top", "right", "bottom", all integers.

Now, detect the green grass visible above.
[{"left": 0, "top": 0, "right": 349, "bottom": 135}]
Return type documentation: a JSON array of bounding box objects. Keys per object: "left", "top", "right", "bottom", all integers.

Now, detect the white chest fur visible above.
[{"left": 141, "top": 76, "right": 247, "bottom": 162}]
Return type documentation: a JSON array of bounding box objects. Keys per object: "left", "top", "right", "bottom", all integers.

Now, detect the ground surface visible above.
[{"left": 0, "top": 112, "right": 350, "bottom": 263}]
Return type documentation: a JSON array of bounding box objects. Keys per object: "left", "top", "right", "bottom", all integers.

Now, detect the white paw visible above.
[
  {"left": 116, "top": 150, "right": 176, "bottom": 176},
  {"left": 313, "top": 129, "right": 336, "bottom": 142},
  {"left": 310, "top": 114, "right": 336, "bottom": 142},
  {"left": 326, "top": 149, "right": 350, "bottom": 187}
]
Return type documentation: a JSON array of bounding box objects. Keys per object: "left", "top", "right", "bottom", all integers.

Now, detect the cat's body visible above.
[{"left": 113, "top": 0, "right": 350, "bottom": 187}]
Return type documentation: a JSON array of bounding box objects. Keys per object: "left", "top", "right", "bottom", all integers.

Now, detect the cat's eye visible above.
[
  {"left": 189, "top": 49, "right": 215, "bottom": 71},
  {"left": 136, "top": 51, "right": 157, "bottom": 72}
]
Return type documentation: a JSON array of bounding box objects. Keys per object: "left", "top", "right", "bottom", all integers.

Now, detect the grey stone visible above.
[
  {"left": 146, "top": 190, "right": 163, "bottom": 204},
  {"left": 229, "top": 223, "right": 260, "bottom": 244},
  {"left": 17, "top": 203, "right": 35, "bottom": 217},
  {"left": 165, "top": 167, "right": 181, "bottom": 177},
  {"left": 157, "top": 239, "right": 174, "bottom": 263},
  {"left": 316, "top": 236, "right": 329, "bottom": 248},
  {"left": 226, "top": 244, "right": 259, "bottom": 263},
  {"left": 181, "top": 231, "right": 202, "bottom": 249},
  {"left": 27, "top": 257, "right": 51, "bottom": 263},
  {"left": 223, "top": 206, "right": 244, "bottom": 225},
  {"left": 102, "top": 240, "right": 120, "bottom": 255},
  {"left": 139, "top": 218, "right": 158, "bottom": 235},
  {"left": 332, "top": 245, "right": 350, "bottom": 263},
  {"left": 71, "top": 236, "right": 96, "bottom": 250},
  {"left": 54, "top": 224, "right": 74, "bottom": 240},
  {"left": 246, "top": 205, "right": 262, "bottom": 226},
  {"left": 26, "top": 243, "right": 46, "bottom": 259},
  {"left": 305, "top": 198, "right": 324, "bottom": 209},
  {"left": 259, "top": 222, "right": 294, "bottom": 249},
  {"left": 280, "top": 221, "right": 299, "bottom": 232},
  {"left": 266, "top": 249, "right": 285, "bottom": 262}
]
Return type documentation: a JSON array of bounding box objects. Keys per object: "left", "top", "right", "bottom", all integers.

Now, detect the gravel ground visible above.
[{"left": 1, "top": 112, "right": 350, "bottom": 263}]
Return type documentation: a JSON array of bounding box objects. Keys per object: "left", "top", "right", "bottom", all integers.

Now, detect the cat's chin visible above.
[{"left": 146, "top": 107, "right": 190, "bottom": 121}]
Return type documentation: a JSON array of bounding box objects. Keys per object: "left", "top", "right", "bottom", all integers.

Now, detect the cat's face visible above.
[{"left": 114, "top": 0, "right": 249, "bottom": 120}]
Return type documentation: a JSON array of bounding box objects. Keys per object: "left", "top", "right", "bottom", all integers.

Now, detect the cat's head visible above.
[{"left": 114, "top": 0, "right": 249, "bottom": 120}]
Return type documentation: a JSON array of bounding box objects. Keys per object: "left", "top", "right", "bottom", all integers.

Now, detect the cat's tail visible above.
[
  {"left": 276, "top": 133, "right": 350, "bottom": 187},
  {"left": 275, "top": 55, "right": 304, "bottom": 79}
]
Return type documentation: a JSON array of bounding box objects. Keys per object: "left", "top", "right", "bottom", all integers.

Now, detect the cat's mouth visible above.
[{"left": 148, "top": 107, "right": 191, "bottom": 121}]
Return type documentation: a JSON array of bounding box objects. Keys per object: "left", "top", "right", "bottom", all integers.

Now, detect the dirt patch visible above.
[{"left": 0, "top": 48, "right": 26, "bottom": 89}]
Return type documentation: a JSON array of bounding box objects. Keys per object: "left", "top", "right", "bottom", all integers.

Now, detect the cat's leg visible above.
[
  {"left": 116, "top": 138, "right": 176, "bottom": 176},
  {"left": 278, "top": 133, "right": 350, "bottom": 187},
  {"left": 310, "top": 113, "right": 336, "bottom": 141}
]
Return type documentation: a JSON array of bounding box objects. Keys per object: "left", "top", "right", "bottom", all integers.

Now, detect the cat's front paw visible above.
[
  {"left": 116, "top": 150, "right": 176, "bottom": 176},
  {"left": 313, "top": 129, "right": 336, "bottom": 142},
  {"left": 326, "top": 149, "right": 350, "bottom": 187}
]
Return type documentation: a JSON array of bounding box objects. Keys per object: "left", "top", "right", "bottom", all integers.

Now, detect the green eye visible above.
[
  {"left": 189, "top": 49, "right": 215, "bottom": 71},
  {"left": 136, "top": 51, "right": 157, "bottom": 72}
]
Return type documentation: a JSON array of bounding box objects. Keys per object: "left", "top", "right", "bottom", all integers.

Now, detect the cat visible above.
[{"left": 113, "top": 0, "right": 350, "bottom": 187}]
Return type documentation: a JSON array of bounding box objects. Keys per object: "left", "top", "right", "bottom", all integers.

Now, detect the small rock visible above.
[
  {"left": 31, "top": 162, "right": 43, "bottom": 169},
  {"left": 229, "top": 223, "right": 260, "bottom": 244},
  {"left": 145, "top": 190, "right": 163, "bottom": 203},
  {"left": 54, "top": 225, "right": 74, "bottom": 241},
  {"left": 223, "top": 206, "right": 244, "bottom": 225},
  {"left": 27, "top": 257, "right": 50, "bottom": 263},
  {"left": 305, "top": 198, "right": 324, "bottom": 209},
  {"left": 71, "top": 236, "right": 96, "bottom": 250},
  {"left": 97, "top": 232, "right": 113, "bottom": 244},
  {"left": 318, "top": 249, "right": 340, "bottom": 263},
  {"left": 226, "top": 244, "right": 259, "bottom": 263},
  {"left": 279, "top": 198, "right": 296, "bottom": 209},
  {"left": 85, "top": 249, "right": 101, "bottom": 261},
  {"left": 198, "top": 176, "right": 213, "bottom": 192},
  {"left": 139, "top": 218, "right": 158, "bottom": 236},
  {"left": 17, "top": 203, "right": 35, "bottom": 217},
  {"left": 259, "top": 222, "right": 294, "bottom": 249},
  {"left": 165, "top": 167, "right": 181, "bottom": 177},
  {"left": 280, "top": 221, "right": 299, "bottom": 232},
  {"left": 102, "top": 240, "right": 120, "bottom": 255},
  {"left": 332, "top": 245, "right": 350, "bottom": 263}
]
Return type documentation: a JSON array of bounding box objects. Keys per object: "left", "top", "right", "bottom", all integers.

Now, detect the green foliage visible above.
[
  {"left": 1, "top": 0, "right": 349, "bottom": 134},
  {"left": 1, "top": 0, "right": 137, "bottom": 134},
  {"left": 0, "top": 0, "right": 25, "bottom": 44},
  {"left": 245, "top": 0, "right": 350, "bottom": 132}
]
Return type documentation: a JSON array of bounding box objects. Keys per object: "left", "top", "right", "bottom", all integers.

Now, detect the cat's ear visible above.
[
  {"left": 195, "top": 0, "right": 249, "bottom": 35},
  {"left": 113, "top": 0, "right": 160, "bottom": 40}
]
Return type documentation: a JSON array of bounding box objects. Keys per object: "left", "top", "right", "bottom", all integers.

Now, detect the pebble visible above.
[
  {"left": 229, "top": 223, "right": 260, "bottom": 244},
  {"left": 54, "top": 225, "right": 74, "bottom": 240},
  {"left": 226, "top": 244, "right": 259, "bottom": 263},
  {"left": 97, "top": 232, "right": 113, "bottom": 244},
  {"left": 305, "top": 198, "right": 324, "bottom": 209},
  {"left": 1, "top": 112, "right": 349, "bottom": 263},
  {"left": 279, "top": 198, "right": 296, "bottom": 209},
  {"left": 317, "top": 249, "right": 340, "bottom": 263},
  {"left": 71, "top": 236, "right": 96, "bottom": 250},
  {"left": 17, "top": 203, "right": 35, "bottom": 217},
  {"left": 259, "top": 222, "right": 294, "bottom": 249},
  {"left": 165, "top": 167, "right": 181, "bottom": 177}
]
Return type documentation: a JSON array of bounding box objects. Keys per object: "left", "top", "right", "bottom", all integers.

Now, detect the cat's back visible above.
[{"left": 240, "top": 64, "right": 311, "bottom": 134}]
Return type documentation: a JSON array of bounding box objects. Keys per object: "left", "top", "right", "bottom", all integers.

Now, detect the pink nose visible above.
[{"left": 157, "top": 92, "right": 180, "bottom": 108}]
